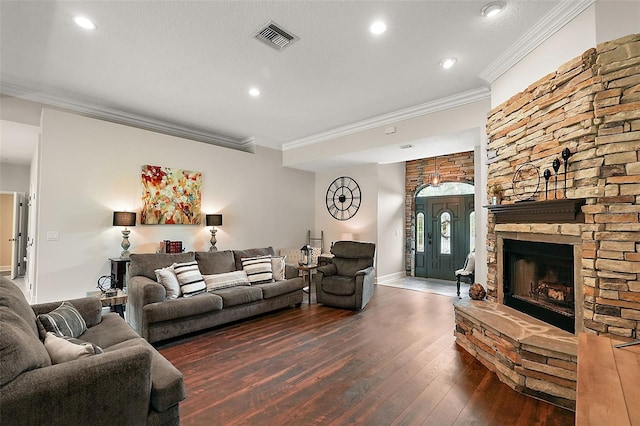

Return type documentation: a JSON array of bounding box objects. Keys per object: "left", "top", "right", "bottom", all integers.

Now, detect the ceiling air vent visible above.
[{"left": 253, "top": 21, "right": 298, "bottom": 51}]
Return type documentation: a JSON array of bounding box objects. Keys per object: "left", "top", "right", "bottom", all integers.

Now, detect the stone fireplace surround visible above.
[{"left": 454, "top": 33, "right": 639, "bottom": 410}]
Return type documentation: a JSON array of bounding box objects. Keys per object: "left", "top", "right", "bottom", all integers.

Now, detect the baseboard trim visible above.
[{"left": 376, "top": 272, "right": 406, "bottom": 286}]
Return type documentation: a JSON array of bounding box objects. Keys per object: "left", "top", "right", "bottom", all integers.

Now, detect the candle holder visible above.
[
  {"left": 552, "top": 158, "right": 561, "bottom": 200},
  {"left": 562, "top": 148, "right": 572, "bottom": 198},
  {"left": 544, "top": 169, "right": 551, "bottom": 200}
]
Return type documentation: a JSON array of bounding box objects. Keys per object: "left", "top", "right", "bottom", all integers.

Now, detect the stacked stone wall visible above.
[
  {"left": 485, "top": 34, "right": 640, "bottom": 338},
  {"left": 404, "top": 152, "right": 474, "bottom": 275}
]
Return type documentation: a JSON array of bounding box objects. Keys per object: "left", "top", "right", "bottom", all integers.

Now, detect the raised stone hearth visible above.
[{"left": 455, "top": 300, "right": 577, "bottom": 410}]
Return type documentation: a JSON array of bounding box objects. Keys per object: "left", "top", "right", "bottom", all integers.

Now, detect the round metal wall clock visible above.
[{"left": 326, "top": 176, "right": 361, "bottom": 221}]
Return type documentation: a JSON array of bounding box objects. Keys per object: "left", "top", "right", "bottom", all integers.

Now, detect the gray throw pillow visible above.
[{"left": 37, "top": 301, "right": 87, "bottom": 338}]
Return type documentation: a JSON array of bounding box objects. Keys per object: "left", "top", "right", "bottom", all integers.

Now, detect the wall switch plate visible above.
[{"left": 46, "top": 231, "right": 59, "bottom": 241}]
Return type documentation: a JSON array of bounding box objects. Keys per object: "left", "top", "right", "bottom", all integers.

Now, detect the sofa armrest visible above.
[
  {"left": 0, "top": 345, "right": 153, "bottom": 426},
  {"left": 31, "top": 296, "right": 103, "bottom": 328},
  {"left": 317, "top": 263, "right": 337, "bottom": 276},
  {"left": 355, "top": 266, "right": 375, "bottom": 277},
  {"left": 284, "top": 263, "right": 299, "bottom": 280},
  {"left": 127, "top": 275, "right": 166, "bottom": 339}
]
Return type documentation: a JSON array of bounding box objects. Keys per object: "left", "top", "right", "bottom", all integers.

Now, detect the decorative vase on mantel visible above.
[{"left": 489, "top": 184, "right": 503, "bottom": 205}]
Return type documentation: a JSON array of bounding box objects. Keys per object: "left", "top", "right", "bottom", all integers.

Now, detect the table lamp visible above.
[
  {"left": 206, "top": 214, "right": 223, "bottom": 252},
  {"left": 113, "top": 211, "right": 136, "bottom": 258}
]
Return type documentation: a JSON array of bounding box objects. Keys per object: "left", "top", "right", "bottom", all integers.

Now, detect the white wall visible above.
[
  {"left": 315, "top": 164, "right": 379, "bottom": 250},
  {"left": 491, "top": 5, "right": 597, "bottom": 108},
  {"left": 491, "top": 2, "right": 640, "bottom": 108},
  {"left": 36, "top": 108, "right": 314, "bottom": 302},
  {"left": 0, "top": 162, "right": 30, "bottom": 193},
  {"left": 376, "top": 162, "right": 406, "bottom": 282},
  {"left": 595, "top": 0, "right": 640, "bottom": 43},
  {"left": 313, "top": 162, "right": 409, "bottom": 283}
]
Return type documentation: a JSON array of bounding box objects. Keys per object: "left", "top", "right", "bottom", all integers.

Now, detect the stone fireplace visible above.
[{"left": 454, "top": 33, "right": 640, "bottom": 409}]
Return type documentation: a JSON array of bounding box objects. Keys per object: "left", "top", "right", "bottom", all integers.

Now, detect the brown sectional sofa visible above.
[
  {"left": 0, "top": 276, "right": 185, "bottom": 426},
  {"left": 127, "top": 247, "right": 304, "bottom": 344}
]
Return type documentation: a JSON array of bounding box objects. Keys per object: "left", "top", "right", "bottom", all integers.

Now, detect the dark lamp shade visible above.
[
  {"left": 206, "top": 214, "right": 223, "bottom": 227},
  {"left": 113, "top": 211, "right": 136, "bottom": 227}
]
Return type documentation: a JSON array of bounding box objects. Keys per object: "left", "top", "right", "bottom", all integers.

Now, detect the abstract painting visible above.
[{"left": 141, "top": 165, "right": 202, "bottom": 225}]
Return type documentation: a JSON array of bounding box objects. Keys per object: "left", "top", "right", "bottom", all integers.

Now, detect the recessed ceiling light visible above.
[
  {"left": 73, "top": 15, "right": 96, "bottom": 30},
  {"left": 249, "top": 88, "right": 261, "bottom": 97},
  {"left": 481, "top": 2, "right": 506, "bottom": 18},
  {"left": 440, "top": 57, "right": 457, "bottom": 69},
  {"left": 370, "top": 21, "right": 387, "bottom": 35}
]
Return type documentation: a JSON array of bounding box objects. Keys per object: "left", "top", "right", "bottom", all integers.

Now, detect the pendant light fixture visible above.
[{"left": 429, "top": 156, "right": 443, "bottom": 187}]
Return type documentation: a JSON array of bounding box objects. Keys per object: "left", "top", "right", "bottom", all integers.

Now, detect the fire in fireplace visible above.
[{"left": 503, "top": 239, "right": 575, "bottom": 333}]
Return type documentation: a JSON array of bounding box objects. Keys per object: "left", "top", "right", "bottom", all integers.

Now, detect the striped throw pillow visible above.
[
  {"left": 242, "top": 255, "right": 273, "bottom": 284},
  {"left": 204, "top": 270, "right": 251, "bottom": 291},
  {"left": 38, "top": 301, "right": 87, "bottom": 338},
  {"left": 173, "top": 261, "right": 206, "bottom": 297}
]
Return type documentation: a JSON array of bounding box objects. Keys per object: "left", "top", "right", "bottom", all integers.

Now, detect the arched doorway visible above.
[{"left": 414, "top": 182, "right": 474, "bottom": 279}]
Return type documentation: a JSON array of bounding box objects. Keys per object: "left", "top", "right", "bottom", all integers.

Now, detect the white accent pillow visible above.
[
  {"left": 241, "top": 255, "right": 273, "bottom": 284},
  {"left": 204, "top": 270, "right": 251, "bottom": 291},
  {"left": 155, "top": 266, "right": 181, "bottom": 299},
  {"left": 44, "top": 332, "right": 101, "bottom": 365},
  {"left": 271, "top": 255, "right": 286, "bottom": 281},
  {"left": 173, "top": 261, "right": 206, "bottom": 297}
]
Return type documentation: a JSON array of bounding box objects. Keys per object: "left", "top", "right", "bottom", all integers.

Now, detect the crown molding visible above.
[
  {"left": 0, "top": 82, "right": 254, "bottom": 151},
  {"left": 282, "top": 87, "right": 490, "bottom": 151},
  {"left": 479, "top": 0, "right": 595, "bottom": 84}
]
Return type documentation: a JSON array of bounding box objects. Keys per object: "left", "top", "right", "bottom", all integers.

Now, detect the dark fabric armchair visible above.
[{"left": 315, "top": 241, "right": 376, "bottom": 310}]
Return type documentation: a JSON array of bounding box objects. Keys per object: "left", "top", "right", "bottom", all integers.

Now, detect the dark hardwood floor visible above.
[{"left": 158, "top": 285, "right": 575, "bottom": 425}]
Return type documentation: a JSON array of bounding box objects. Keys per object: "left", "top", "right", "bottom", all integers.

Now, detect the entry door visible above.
[{"left": 415, "top": 195, "right": 473, "bottom": 280}]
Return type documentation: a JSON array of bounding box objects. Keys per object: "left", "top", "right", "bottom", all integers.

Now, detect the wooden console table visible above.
[{"left": 576, "top": 333, "right": 640, "bottom": 425}]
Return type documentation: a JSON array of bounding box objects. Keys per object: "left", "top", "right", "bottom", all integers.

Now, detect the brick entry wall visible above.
[
  {"left": 405, "top": 152, "right": 475, "bottom": 275},
  {"left": 486, "top": 34, "right": 640, "bottom": 339}
]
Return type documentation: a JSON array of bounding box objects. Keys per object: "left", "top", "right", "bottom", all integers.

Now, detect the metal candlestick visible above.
[
  {"left": 562, "top": 148, "right": 572, "bottom": 198},
  {"left": 543, "top": 169, "right": 551, "bottom": 200},
  {"left": 552, "top": 158, "right": 561, "bottom": 200}
]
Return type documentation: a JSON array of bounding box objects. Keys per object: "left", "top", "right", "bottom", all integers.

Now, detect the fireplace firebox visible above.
[{"left": 503, "top": 239, "right": 575, "bottom": 333}]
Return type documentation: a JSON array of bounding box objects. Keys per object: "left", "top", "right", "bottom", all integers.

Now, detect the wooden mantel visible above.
[{"left": 486, "top": 198, "right": 586, "bottom": 224}]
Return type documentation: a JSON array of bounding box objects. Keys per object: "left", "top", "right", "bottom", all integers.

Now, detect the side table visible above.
[
  {"left": 100, "top": 290, "right": 127, "bottom": 318},
  {"left": 109, "top": 257, "right": 131, "bottom": 289},
  {"left": 297, "top": 264, "right": 318, "bottom": 305}
]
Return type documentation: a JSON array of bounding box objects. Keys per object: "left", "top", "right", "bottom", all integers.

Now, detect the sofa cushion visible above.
[
  {"left": 195, "top": 250, "right": 236, "bottom": 275},
  {"left": 210, "top": 286, "right": 263, "bottom": 308},
  {"left": 37, "top": 301, "right": 87, "bottom": 338},
  {"left": 173, "top": 261, "right": 206, "bottom": 297},
  {"left": 129, "top": 252, "right": 195, "bottom": 280},
  {"left": 80, "top": 313, "right": 142, "bottom": 349},
  {"left": 254, "top": 278, "right": 304, "bottom": 299},
  {"left": 241, "top": 255, "right": 273, "bottom": 284},
  {"left": 143, "top": 292, "right": 223, "bottom": 324},
  {"left": 204, "top": 270, "right": 250, "bottom": 291},
  {"left": 43, "top": 332, "right": 102, "bottom": 364},
  {"left": 319, "top": 275, "right": 356, "bottom": 296},
  {"left": 271, "top": 256, "right": 286, "bottom": 281},
  {"left": 155, "top": 266, "right": 181, "bottom": 300},
  {"left": 0, "top": 308, "right": 51, "bottom": 386},
  {"left": 233, "top": 247, "right": 275, "bottom": 271},
  {"left": 0, "top": 276, "right": 39, "bottom": 337}
]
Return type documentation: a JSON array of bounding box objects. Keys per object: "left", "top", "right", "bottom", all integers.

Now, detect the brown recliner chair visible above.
[{"left": 315, "top": 241, "right": 376, "bottom": 310}]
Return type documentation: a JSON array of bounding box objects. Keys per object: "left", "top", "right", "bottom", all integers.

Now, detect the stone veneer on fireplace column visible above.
[{"left": 485, "top": 34, "right": 640, "bottom": 339}]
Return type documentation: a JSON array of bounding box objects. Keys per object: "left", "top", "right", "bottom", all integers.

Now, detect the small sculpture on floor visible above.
[{"left": 469, "top": 283, "right": 487, "bottom": 300}]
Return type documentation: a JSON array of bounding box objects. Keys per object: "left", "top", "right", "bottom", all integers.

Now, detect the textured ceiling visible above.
[{"left": 1, "top": 0, "right": 585, "bottom": 167}]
